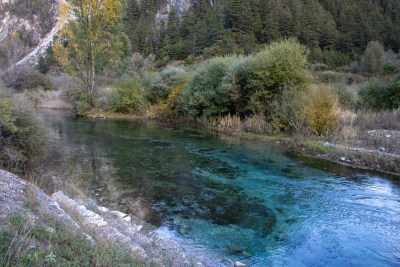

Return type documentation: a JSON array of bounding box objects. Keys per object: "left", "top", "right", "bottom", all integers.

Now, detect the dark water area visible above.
[{"left": 41, "top": 109, "right": 400, "bottom": 266}]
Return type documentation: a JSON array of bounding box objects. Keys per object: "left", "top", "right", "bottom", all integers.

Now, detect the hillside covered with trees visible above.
[{"left": 123, "top": 0, "right": 400, "bottom": 67}]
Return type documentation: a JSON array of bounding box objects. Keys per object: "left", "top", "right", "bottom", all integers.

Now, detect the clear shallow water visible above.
[{"left": 42, "top": 110, "right": 400, "bottom": 266}]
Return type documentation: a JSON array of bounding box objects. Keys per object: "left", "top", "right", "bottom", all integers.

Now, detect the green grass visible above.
[
  {"left": 0, "top": 212, "right": 147, "bottom": 267},
  {"left": 301, "top": 141, "right": 335, "bottom": 154}
]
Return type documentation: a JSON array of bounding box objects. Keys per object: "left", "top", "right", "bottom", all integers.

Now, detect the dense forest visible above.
[{"left": 123, "top": 0, "right": 400, "bottom": 66}]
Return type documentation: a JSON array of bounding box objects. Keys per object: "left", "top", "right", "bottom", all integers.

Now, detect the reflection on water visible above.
[{"left": 41, "top": 109, "right": 400, "bottom": 266}]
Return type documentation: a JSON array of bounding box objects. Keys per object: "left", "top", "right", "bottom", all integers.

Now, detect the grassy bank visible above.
[{"left": 0, "top": 212, "right": 142, "bottom": 267}]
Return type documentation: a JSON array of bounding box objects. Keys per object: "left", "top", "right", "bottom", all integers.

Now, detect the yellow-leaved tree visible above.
[{"left": 54, "top": 0, "right": 123, "bottom": 105}]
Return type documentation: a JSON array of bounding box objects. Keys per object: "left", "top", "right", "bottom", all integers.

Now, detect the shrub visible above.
[
  {"left": 108, "top": 75, "right": 144, "bottom": 114},
  {"left": 267, "top": 88, "right": 309, "bottom": 134},
  {"left": 310, "top": 63, "right": 329, "bottom": 71},
  {"left": 358, "top": 79, "right": 390, "bottom": 110},
  {"left": 147, "top": 66, "right": 188, "bottom": 104},
  {"left": 150, "top": 80, "right": 187, "bottom": 118},
  {"left": 362, "top": 41, "right": 385, "bottom": 73},
  {"left": 225, "top": 38, "right": 310, "bottom": 117},
  {"left": 331, "top": 84, "right": 359, "bottom": 109},
  {"left": 1, "top": 65, "right": 53, "bottom": 91},
  {"left": 0, "top": 85, "right": 48, "bottom": 172},
  {"left": 385, "top": 74, "right": 400, "bottom": 109},
  {"left": 305, "top": 86, "right": 339, "bottom": 136},
  {"left": 75, "top": 93, "right": 92, "bottom": 116},
  {"left": 383, "top": 61, "right": 397, "bottom": 72},
  {"left": 178, "top": 55, "right": 243, "bottom": 118},
  {"left": 318, "top": 71, "right": 345, "bottom": 83},
  {"left": 336, "top": 66, "right": 352, "bottom": 73}
]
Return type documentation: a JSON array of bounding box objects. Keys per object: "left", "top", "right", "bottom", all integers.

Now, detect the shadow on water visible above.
[{"left": 40, "top": 109, "right": 400, "bottom": 266}]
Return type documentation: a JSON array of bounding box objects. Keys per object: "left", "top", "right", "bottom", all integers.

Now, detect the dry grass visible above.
[
  {"left": 334, "top": 108, "right": 400, "bottom": 155},
  {"left": 353, "top": 109, "right": 400, "bottom": 130}
]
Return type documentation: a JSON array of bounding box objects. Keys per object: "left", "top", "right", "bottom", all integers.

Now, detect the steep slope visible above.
[{"left": 0, "top": 0, "right": 59, "bottom": 64}]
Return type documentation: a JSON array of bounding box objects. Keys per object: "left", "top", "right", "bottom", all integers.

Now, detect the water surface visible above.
[{"left": 42, "top": 110, "right": 400, "bottom": 266}]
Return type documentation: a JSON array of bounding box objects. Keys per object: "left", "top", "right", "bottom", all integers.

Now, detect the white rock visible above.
[
  {"left": 340, "top": 157, "right": 346, "bottom": 161},
  {"left": 234, "top": 261, "right": 247, "bottom": 267},
  {"left": 98, "top": 206, "right": 109, "bottom": 212},
  {"left": 96, "top": 220, "right": 108, "bottom": 227},
  {"left": 123, "top": 215, "right": 132, "bottom": 223}
]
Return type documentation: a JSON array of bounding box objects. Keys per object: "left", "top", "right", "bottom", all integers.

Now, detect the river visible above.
[{"left": 41, "top": 109, "right": 400, "bottom": 266}]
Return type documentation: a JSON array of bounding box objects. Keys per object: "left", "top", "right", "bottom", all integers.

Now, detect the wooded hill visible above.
[{"left": 124, "top": 0, "right": 400, "bottom": 67}]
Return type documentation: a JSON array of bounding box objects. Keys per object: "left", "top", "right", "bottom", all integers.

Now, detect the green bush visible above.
[
  {"left": 178, "top": 55, "right": 243, "bottom": 118},
  {"left": 358, "top": 79, "right": 390, "bottom": 110},
  {"left": 383, "top": 61, "right": 397, "bottom": 72},
  {"left": 310, "top": 63, "right": 329, "bottom": 71},
  {"left": 0, "top": 85, "right": 48, "bottom": 172},
  {"left": 385, "top": 74, "right": 400, "bottom": 109},
  {"left": 267, "top": 88, "right": 309, "bottom": 134},
  {"left": 108, "top": 75, "right": 144, "bottom": 114},
  {"left": 225, "top": 38, "right": 310, "bottom": 117},
  {"left": 75, "top": 93, "right": 92, "bottom": 116},
  {"left": 318, "top": 71, "right": 345, "bottom": 84},
  {"left": 147, "top": 66, "right": 188, "bottom": 104},
  {"left": 332, "top": 84, "right": 359, "bottom": 109}
]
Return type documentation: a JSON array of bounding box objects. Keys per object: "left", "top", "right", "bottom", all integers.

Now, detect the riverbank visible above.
[{"left": 85, "top": 109, "right": 400, "bottom": 177}]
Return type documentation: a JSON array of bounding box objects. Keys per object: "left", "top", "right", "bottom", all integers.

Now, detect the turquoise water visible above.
[{"left": 42, "top": 110, "right": 400, "bottom": 266}]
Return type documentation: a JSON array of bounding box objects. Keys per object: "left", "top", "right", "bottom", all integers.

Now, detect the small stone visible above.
[
  {"left": 234, "top": 261, "right": 246, "bottom": 267},
  {"left": 340, "top": 157, "right": 346, "bottom": 161}
]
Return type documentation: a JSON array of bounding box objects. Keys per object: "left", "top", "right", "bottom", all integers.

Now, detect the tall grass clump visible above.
[
  {"left": 178, "top": 55, "right": 243, "bottom": 118},
  {"left": 108, "top": 74, "right": 145, "bottom": 114}
]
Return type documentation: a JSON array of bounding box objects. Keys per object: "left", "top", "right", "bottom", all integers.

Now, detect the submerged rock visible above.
[
  {"left": 179, "top": 225, "right": 192, "bottom": 234},
  {"left": 226, "top": 244, "right": 248, "bottom": 253}
]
